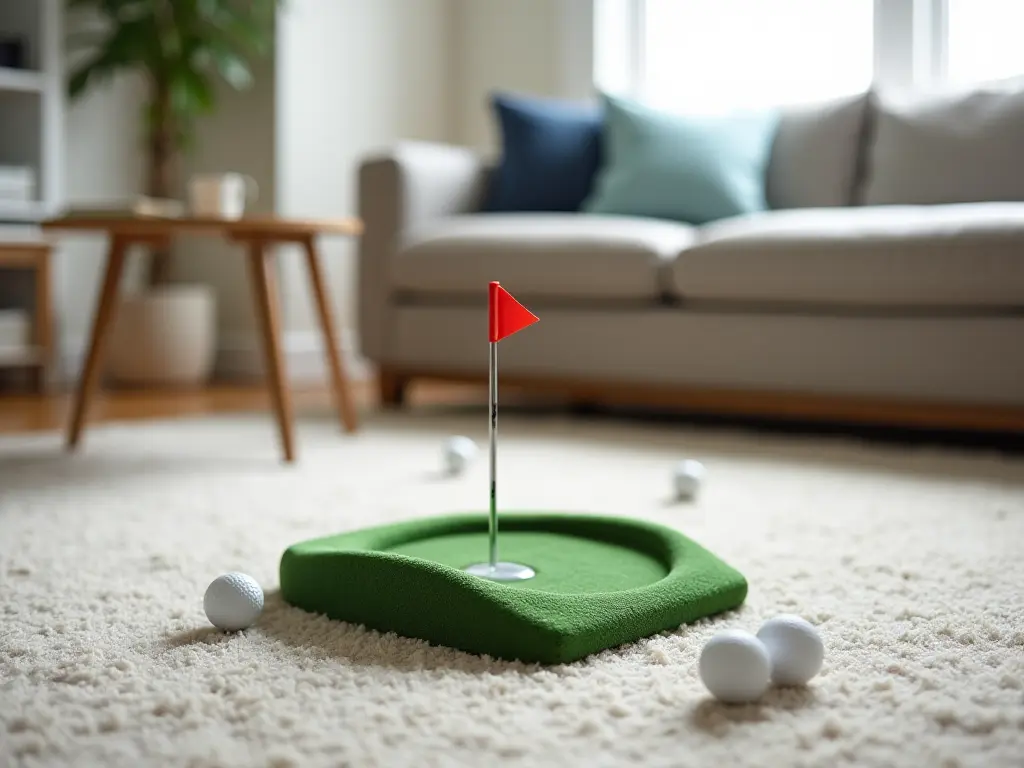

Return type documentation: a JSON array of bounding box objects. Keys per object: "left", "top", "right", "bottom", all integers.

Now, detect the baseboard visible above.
[
  {"left": 56, "top": 328, "right": 374, "bottom": 388},
  {"left": 382, "top": 365, "right": 1024, "bottom": 433}
]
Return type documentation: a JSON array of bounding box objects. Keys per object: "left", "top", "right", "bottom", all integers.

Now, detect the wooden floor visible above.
[
  {"left": 0, "top": 379, "right": 488, "bottom": 435},
  {"left": 2, "top": 378, "right": 1020, "bottom": 456}
]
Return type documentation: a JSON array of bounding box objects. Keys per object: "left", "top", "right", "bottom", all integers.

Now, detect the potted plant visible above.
[{"left": 66, "top": 0, "right": 278, "bottom": 387}]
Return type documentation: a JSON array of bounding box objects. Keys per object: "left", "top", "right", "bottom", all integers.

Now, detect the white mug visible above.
[{"left": 188, "top": 173, "right": 258, "bottom": 219}]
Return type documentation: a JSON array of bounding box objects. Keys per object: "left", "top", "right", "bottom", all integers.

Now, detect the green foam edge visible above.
[{"left": 279, "top": 513, "right": 747, "bottom": 665}]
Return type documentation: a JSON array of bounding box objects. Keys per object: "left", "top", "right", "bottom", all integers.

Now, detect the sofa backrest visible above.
[
  {"left": 860, "top": 80, "right": 1024, "bottom": 206},
  {"left": 766, "top": 81, "right": 1024, "bottom": 211},
  {"left": 766, "top": 92, "right": 870, "bottom": 210}
]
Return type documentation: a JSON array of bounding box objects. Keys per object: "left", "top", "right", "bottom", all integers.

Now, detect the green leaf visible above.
[
  {"left": 202, "top": 2, "right": 277, "bottom": 58},
  {"left": 67, "top": 47, "right": 121, "bottom": 99},
  {"left": 103, "top": 19, "right": 157, "bottom": 63},
  {"left": 209, "top": 46, "right": 253, "bottom": 90},
  {"left": 66, "top": 30, "right": 113, "bottom": 52},
  {"left": 196, "top": 0, "right": 220, "bottom": 19},
  {"left": 67, "top": 59, "right": 102, "bottom": 99},
  {"left": 67, "top": 0, "right": 283, "bottom": 148},
  {"left": 169, "top": 67, "right": 216, "bottom": 115},
  {"left": 67, "top": 0, "right": 152, "bottom": 23},
  {"left": 111, "top": 1, "right": 151, "bottom": 25}
]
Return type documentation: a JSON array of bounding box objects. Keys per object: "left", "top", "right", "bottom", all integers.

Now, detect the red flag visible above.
[{"left": 489, "top": 281, "right": 539, "bottom": 343}]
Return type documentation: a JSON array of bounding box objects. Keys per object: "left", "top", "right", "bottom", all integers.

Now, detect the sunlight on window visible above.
[
  {"left": 946, "top": 0, "right": 1024, "bottom": 85},
  {"left": 594, "top": 0, "right": 635, "bottom": 97},
  {"left": 642, "top": 0, "right": 874, "bottom": 114}
]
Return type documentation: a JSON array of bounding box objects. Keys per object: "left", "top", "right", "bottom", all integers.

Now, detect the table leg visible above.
[
  {"left": 302, "top": 236, "right": 358, "bottom": 433},
  {"left": 67, "top": 236, "right": 128, "bottom": 450},
  {"left": 246, "top": 240, "right": 296, "bottom": 463}
]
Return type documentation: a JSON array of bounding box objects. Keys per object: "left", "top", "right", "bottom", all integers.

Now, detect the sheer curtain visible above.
[
  {"left": 945, "top": 0, "right": 1024, "bottom": 85},
  {"left": 640, "top": 0, "right": 875, "bottom": 114}
]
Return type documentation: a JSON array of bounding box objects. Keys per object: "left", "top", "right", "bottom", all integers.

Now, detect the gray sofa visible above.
[{"left": 357, "top": 85, "right": 1024, "bottom": 431}]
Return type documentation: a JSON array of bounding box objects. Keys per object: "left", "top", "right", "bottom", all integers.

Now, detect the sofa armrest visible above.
[{"left": 357, "top": 141, "right": 489, "bottom": 360}]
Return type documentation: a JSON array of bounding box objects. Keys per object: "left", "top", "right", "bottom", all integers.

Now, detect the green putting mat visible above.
[{"left": 279, "top": 513, "right": 747, "bottom": 664}]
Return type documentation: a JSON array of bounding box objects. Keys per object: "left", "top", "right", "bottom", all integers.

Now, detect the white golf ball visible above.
[
  {"left": 698, "top": 629, "right": 771, "bottom": 704},
  {"left": 673, "top": 459, "right": 706, "bottom": 500},
  {"left": 757, "top": 614, "right": 825, "bottom": 686},
  {"left": 203, "top": 572, "right": 264, "bottom": 631},
  {"left": 443, "top": 435, "right": 478, "bottom": 475}
]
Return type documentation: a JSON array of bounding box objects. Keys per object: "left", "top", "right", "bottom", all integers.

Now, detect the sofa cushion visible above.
[
  {"left": 583, "top": 93, "right": 779, "bottom": 225},
  {"left": 668, "top": 205, "right": 1024, "bottom": 307},
  {"left": 483, "top": 92, "right": 603, "bottom": 213},
  {"left": 862, "top": 83, "right": 1024, "bottom": 205},
  {"left": 767, "top": 92, "right": 869, "bottom": 209},
  {"left": 392, "top": 213, "right": 696, "bottom": 301}
]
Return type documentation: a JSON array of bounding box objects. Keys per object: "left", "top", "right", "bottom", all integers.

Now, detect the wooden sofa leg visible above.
[{"left": 378, "top": 369, "right": 408, "bottom": 408}]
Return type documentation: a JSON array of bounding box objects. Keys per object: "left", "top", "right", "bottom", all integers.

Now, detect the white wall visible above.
[
  {"left": 174, "top": 56, "right": 276, "bottom": 355},
  {"left": 452, "top": 0, "right": 565, "bottom": 151},
  {"left": 273, "top": 0, "right": 455, "bottom": 374},
  {"left": 57, "top": 73, "right": 146, "bottom": 377}
]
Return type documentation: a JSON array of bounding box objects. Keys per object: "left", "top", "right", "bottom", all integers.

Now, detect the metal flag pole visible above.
[
  {"left": 488, "top": 338, "right": 499, "bottom": 569},
  {"left": 465, "top": 281, "right": 537, "bottom": 583}
]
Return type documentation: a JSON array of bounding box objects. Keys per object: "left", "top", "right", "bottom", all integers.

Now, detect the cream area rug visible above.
[{"left": 1, "top": 408, "right": 1023, "bottom": 768}]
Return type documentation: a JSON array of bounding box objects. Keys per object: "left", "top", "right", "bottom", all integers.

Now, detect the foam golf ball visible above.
[
  {"left": 673, "top": 459, "right": 706, "bottom": 500},
  {"left": 443, "top": 435, "right": 478, "bottom": 475},
  {"left": 204, "top": 572, "right": 264, "bottom": 631},
  {"left": 698, "top": 629, "right": 771, "bottom": 704},
  {"left": 756, "top": 614, "right": 825, "bottom": 686}
]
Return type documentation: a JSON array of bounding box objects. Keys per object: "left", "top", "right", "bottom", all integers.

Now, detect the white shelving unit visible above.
[
  {"left": 0, "top": 66, "right": 46, "bottom": 92},
  {"left": 0, "top": 0, "right": 63, "bottom": 223}
]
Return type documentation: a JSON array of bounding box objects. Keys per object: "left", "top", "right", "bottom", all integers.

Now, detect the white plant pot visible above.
[{"left": 106, "top": 285, "right": 217, "bottom": 387}]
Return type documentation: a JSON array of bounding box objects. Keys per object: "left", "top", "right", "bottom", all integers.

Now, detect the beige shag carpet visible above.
[{"left": 1, "top": 408, "right": 1023, "bottom": 768}]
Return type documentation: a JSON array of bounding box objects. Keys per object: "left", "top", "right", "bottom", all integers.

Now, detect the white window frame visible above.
[{"left": 583, "top": 0, "right": 954, "bottom": 104}]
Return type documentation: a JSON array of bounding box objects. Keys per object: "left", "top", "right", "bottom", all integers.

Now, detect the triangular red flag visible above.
[{"left": 489, "top": 281, "right": 539, "bottom": 343}]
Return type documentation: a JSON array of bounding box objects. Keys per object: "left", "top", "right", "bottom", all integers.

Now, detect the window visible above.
[
  {"left": 593, "top": 0, "right": 1024, "bottom": 115},
  {"left": 641, "top": 0, "right": 874, "bottom": 113},
  {"left": 945, "top": 0, "right": 1024, "bottom": 85}
]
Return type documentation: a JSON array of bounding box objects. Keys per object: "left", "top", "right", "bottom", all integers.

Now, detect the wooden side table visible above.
[
  {"left": 0, "top": 240, "right": 53, "bottom": 392},
  {"left": 41, "top": 215, "right": 363, "bottom": 463}
]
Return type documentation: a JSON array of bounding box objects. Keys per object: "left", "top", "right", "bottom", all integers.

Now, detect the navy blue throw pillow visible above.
[{"left": 484, "top": 92, "right": 603, "bottom": 212}]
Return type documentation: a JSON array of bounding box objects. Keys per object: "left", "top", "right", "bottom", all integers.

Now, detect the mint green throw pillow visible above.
[{"left": 584, "top": 94, "right": 779, "bottom": 224}]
